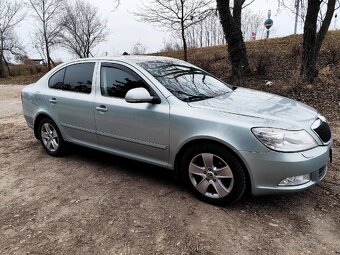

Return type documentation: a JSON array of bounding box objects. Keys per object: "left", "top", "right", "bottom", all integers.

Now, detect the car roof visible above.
[{"left": 66, "top": 55, "right": 183, "bottom": 65}]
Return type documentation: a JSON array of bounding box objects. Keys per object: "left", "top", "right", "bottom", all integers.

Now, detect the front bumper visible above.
[{"left": 239, "top": 142, "right": 332, "bottom": 196}]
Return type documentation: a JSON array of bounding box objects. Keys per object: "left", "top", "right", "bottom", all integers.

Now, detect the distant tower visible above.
[
  {"left": 264, "top": 10, "right": 273, "bottom": 39},
  {"left": 335, "top": 13, "right": 338, "bottom": 30}
]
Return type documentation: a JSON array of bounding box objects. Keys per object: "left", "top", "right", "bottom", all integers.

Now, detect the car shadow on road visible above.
[
  {"left": 66, "top": 143, "right": 183, "bottom": 188},
  {"left": 64, "top": 143, "right": 323, "bottom": 210}
]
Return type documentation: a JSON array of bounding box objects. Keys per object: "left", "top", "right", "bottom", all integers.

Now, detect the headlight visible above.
[{"left": 252, "top": 128, "right": 318, "bottom": 152}]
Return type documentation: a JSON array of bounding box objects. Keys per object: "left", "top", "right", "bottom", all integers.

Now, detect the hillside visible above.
[
  {"left": 157, "top": 31, "right": 340, "bottom": 123},
  {"left": 1, "top": 31, "right": 339, "bottom": 122}
]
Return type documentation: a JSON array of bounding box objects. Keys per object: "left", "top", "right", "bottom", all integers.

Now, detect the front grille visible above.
[{"left": 313, "top": 121, "right": 331, "bottom": 143}]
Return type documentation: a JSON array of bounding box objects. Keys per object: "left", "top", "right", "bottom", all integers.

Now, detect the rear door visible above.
[
  {"left": 47, "top": 61, "right": 97, "bottom": 145},
  {"left": 94, "top": 62, "right": 170, "bottom": 167}
]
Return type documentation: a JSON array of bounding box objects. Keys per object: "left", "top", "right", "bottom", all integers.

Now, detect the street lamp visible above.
[{"left": 264, "top": 10, "right": 273, "bottom": 39}]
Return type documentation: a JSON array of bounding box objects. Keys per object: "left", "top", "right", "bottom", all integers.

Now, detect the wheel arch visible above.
[
  {"left": 33, "top": 112, "right": 58, "bottom": 140},
  {"left": 174, "top": 138, "right": 252, "bottom": 192}
]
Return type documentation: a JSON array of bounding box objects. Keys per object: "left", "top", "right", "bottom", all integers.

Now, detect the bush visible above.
[
  {"left": 249, "top": 47, "right": 273, "bottom": 76},
  {"left": 291, "top": 42, "right": 302, "bottom": 58},
  {"left": 9, "top": 64, "right": 48, "bottom": 77},
  {"left": 324, "top": 42, "right": 340, "bottom": 65}
]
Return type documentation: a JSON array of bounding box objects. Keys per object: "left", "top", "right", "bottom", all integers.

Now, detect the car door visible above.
[
  {"left": 94, "top": 62, "right": 170, "bottom": 167},
  {"left": 46, "top": 61, "right": 97, "bottom": 145}
]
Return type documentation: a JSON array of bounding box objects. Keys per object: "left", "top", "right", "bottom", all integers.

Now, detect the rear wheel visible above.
[
  {"left": 38, "top": 118, "right": 66, "bottom": 157},
  {"left": 181, "top": 144, "right": 247, "bottom": 205}
]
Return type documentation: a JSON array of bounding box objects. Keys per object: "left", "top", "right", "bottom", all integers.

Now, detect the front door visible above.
[{"left": 94, "top": 62, "right": 170, "bottom": 167}]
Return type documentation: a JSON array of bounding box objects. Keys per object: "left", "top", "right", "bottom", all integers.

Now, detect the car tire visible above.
[
  {"left": 181, "top": 143, "right": 247, "bottom": 205},
  {"left": 38, "top": 118, "right": 66, "bottom": 157}
]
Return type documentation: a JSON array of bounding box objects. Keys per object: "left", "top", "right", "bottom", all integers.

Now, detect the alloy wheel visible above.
[
  {"left": 189, "top": 153, "right": 234, "bottom": 199},
  {"left": 41, "top": 123, "right": 59, "bottom": 152}
]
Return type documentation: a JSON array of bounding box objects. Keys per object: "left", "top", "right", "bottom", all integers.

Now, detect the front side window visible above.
[
  {"left": 138, "top": 60, "right": 232, "bottom": 102},
  {"left": 101, "top": 66, "right": 147, "bottom": 98}
]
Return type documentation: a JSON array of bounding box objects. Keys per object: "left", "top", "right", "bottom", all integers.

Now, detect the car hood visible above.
[{"left": 188, "top": 88, "right": 318, "bottom": 126}]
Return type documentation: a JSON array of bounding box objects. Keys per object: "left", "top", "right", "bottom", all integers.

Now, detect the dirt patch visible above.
[
  {"left": 0, "top": 85, "right": 24, "bottom": 119},
  {"left": 0, "top": 85, "right": 339, "bottom": 255}
]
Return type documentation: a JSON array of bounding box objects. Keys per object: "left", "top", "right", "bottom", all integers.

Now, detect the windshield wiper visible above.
[{"left": 183, "top": 95, "right": 214, "bottom": 102}]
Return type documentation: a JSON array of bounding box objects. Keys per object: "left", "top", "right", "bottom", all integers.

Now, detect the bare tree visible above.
[
  {"left": 27, "top": 0, "right": 64, "bottom": 71},
  {"left": 159, "top": 39, "right": 182, "bottom": 52},
  {"left": 131, "top": 42, "right": 147, "bottom": 55},
  {"left": 185, "top": 13, "right": 225, "bottom": 48},
  {"left": 216, "top": 0, "right": 255, "bottom": 79},
  {"left": 113, "top": 0, "right": 120, "bottom": 10},
  {"left": 134, "top": 0, "right": 215, "bottom": 61},
  {"left": 0, "top": 0, "right": 25, "bottom": 78},
  {"left": 32, "top": 31, "right": 48, "bottom": 62},
  {"left": 241, "top": 10, "right": 264, "bottom": 41},
  {"left": 301, "top": 0, "right": 338, "bottom": 82},
  {"left": 185, "top": 7, "right": 262, "bottom": 49},
  {"left": 277, "top": 0, "right": 339, "bottom": 82},
  {"left": 60, "top": 0, "right": 109, "bottom": 58}
]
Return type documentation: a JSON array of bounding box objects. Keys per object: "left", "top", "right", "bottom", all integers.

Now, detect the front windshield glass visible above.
[{"left": 138, "top": 60, "right": 232, "bottom": 102}]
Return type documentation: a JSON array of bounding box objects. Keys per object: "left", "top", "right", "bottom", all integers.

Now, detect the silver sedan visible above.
[{"left": 22, "top": 56, "right": 332, "bottom": 204}]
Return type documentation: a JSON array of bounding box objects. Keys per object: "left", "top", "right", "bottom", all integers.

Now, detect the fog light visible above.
[{"left": 279, "top": 174, "right": 310, "bottom": 186}]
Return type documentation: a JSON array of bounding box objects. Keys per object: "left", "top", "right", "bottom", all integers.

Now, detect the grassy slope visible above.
[
  {"left": 156, "top": 31, "right": 340, "bottom": 123},
  {"left": 1, "top": 31, "right": 339, "bottom": 121}
]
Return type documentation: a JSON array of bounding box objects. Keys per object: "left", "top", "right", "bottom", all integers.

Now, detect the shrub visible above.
[
  {"left": 291, "top": 42, "right": 302, "bottom": 58},
  {"left": 249, "top": 47, "right": 273, "bottom": 76}
]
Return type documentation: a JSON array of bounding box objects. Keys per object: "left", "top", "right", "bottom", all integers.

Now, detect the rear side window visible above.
[
  {"left": 63, "top": 63, "right": 95, "bottom": 94},
  {"left": 49, "top": 68, "right": 65, "bottom": 89},
  {"left": 48, "top": 63, "right": 95, "bottom": 94},
  {"left": 101, "top": 66, "right": 148, "bottom": 98}
]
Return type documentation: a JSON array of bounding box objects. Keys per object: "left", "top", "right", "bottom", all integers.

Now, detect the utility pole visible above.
[{"left": 294, "top": 0, "right": 301, "bottom": 34}]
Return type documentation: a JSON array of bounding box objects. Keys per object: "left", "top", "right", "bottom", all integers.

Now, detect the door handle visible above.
[
  {"left": 96, "top": 105, "right": 108, "bottom": 112},
  {"left": 49, "top": 98, "right": 58, "bottom": 104}
]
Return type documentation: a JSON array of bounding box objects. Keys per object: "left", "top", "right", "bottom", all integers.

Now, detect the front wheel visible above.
[
  {"left": 38, "top": 118, "right": 66, "bottom": 157},
  {"left": 181, "top": 144, "right": 247, "bottom": 205}
]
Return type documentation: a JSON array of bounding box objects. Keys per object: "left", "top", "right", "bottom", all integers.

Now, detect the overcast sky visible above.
[{"left": 17, "top": 0, "right": 339, "bottom": 61}]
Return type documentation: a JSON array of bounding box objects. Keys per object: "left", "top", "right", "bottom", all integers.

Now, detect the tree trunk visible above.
[
  {"left": 0, "top": 33, "right": 6, "bottom": 78},
  {"left": 181, "top": 24, "right": 188, "bottom": 61},
  {"left": 44, "top": 27, "right": 52, "bottom": 70},
  {"left": 315, "top": 0, "right": 336, "bottom": 59},
  {"left": 0, "top": 57, "right": 6, "bottom": 78},
  {"left": 3, "top": 57, "right": 11, "bottom": 76},
  {"left": 49, "top": 57, "right": 55, "bottom": 66},
  {"left": 42, "top": 1, "right": 52, "bottom": 71},
  {"left": 216, "top": 0, "right": 251, "bottom": 79},
  {"left": 233, "top": 0, "right": 243, "bottom": 29},
  {"left": 301, "top": 0, "right": 321, "bottom": 82},
  {"left": 180, "top": 0, "right": 188, "bottom": 61}
]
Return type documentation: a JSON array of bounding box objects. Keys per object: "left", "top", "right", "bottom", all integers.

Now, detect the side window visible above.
[
  {"left": 63, "top": 63, "right": 95, "bottom": 94},
  {"left": 101, "top": 66, "right": 148, "bottom": 98},
  {"left": 49, "top": 68, "right": 65, "bottom": 89}
]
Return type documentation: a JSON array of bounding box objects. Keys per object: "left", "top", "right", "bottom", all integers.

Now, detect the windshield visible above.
[{"left": 138, "top": 60, "right": 233, "bottom": 102}]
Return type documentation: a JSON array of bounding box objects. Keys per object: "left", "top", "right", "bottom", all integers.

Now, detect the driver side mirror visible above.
[{"left": 125, "top": 87, "right": 160, "bottom": 104}]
